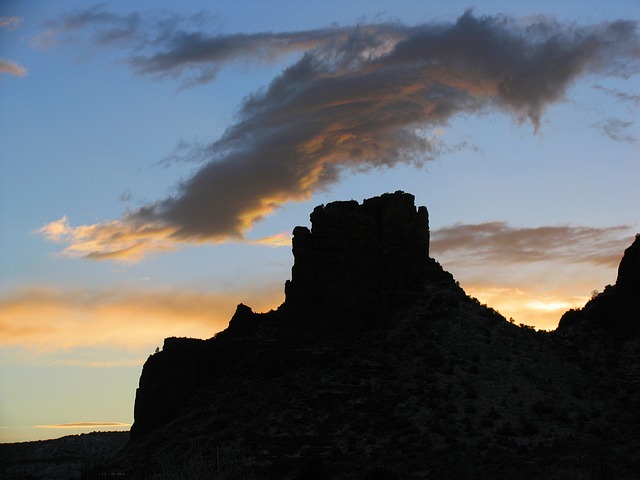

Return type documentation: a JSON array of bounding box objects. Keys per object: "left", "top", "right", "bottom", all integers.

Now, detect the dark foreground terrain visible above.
[
  {"left": 3, "top": 192, "right": 639, "bottom": 479},
  {"left": 0, "top": 431, "right": 128, "bottom": 480}
]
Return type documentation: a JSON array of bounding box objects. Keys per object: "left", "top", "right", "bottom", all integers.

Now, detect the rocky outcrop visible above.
[
  {"left": 130, "top": 308, "right": 282, "bottom": 439},
  {"left": 131, "top": 337, "right": 207, "bottom": 437},
  {"left": 557, "top": 234, "right": 640, "bottom": 336},
  {"left": 284, "top": 191, "right": 434, "bottom": 331}
]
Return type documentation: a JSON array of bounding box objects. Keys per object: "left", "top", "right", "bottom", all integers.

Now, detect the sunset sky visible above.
[{"left": 1, "top": 0, "right": 638, "bottom": 443}]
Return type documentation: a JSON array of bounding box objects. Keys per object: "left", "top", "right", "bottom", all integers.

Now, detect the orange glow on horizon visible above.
[
  {"left": 0, "top": 284, "right": 284, "bottom": 357},
  {"left": 34, "top": 422, "right": 130, "bottom": 429},
  {"left": 463, "top": 285, "right": 589, "bottom": 330}
]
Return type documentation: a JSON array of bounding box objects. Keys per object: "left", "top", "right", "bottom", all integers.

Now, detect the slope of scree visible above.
[{"left": 120, "top": 192, "right": 639, "bottom": 480}]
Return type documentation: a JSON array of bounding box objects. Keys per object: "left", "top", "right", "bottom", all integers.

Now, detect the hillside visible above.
[
  {"left": 3, "top": 192, "right": 638, "bottom": 480},
  {"left": 0, "top": 432, "right": 128, "bottom": 480},
  {"left": 122, "top": 192, "right": 640, "bottom": 479}
]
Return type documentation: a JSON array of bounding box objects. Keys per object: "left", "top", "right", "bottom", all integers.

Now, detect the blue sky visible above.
[{"left": 1, "top": 0, "right": 638, "bottom": 443}]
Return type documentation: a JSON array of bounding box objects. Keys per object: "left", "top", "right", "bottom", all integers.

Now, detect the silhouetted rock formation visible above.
[
  {"left": 558, "top": 234, "right": 640, "bottom": 337},
  {"left": 124, "top": 194, "right": 640, "bottom": 479},
  {"left": 284, "top": 192, "right": 435, "bottom": 331},
  {"left": 132, "top": 337, "right": 206, "bottom": 437},
  {"left": 131, "top": 192, "right": 445, "bottom": 440}
]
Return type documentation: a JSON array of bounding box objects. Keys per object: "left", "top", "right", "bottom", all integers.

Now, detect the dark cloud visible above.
[
  {"left": 129, "top": 28, "right": 355, "bottom": 87},
  {"left": 39, "top": 4, "right": 361, "bottom": 87},
  {"left": 431, "top": 222, "right": 634, "bottom": 267},
  {"left": 40, "top": 9, "right": 640, "bottom": 259}
]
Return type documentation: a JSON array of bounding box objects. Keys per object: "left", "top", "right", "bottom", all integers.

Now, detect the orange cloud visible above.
[
  {"left": 0, "top": 58, "right": 27, "bottom": 77},
  {"left": 39, "top": 216, "right": 292, "bottom": 261},
  {"left": 0, "top": 284, "right": 283, "bottom": 355},
  {"left": 248, "top": 231, "right": 292, "bottom": 247},
  {"left": 38, "top": 216, "right": 178, "bottom": 262}
]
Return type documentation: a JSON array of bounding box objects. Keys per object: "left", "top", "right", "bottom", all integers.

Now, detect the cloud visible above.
[
  {"left": 119, "top": 188, "right": 133, "bottom": 202},
  {"left": 0, "top": 58, "right": 27, "bottom": 76},
  {"left": 248, "top": 231, "right": 292, "bottom": 247},
  {"left": 38, "top": 216, "right": 177, "bottom": 262},
  {"left": 38, "top": 215, "right": 289, "bottom": 261},
  {"left": 40, "top": 10, "right": 640, "bottom": 260},
  {"left": 129, "top": 27, "right": 357, "bottom": 88},
  {"left": 34, "top": 5, "right": 142, "bottom": 49},
  {"left": 1, "top": 16, "right": 27, "bottom": 77},
  {"left": 38, "top": 5, "right": 352, "bottom": 86},
  {"left": 0, "top": 16, "right": 22, "bottom": 28},
  {"left": 430, "top": 222, "right": 634, "bottom": 267},
  {"left": 596, "top": 117, "right": 636, "bottom": 143},
  {"left": 0, "top": 284, "right": 283, "bottom": 353},
  {"left": 34, "top": 422, "right": 130, "bottom": 429},
  {"left": 430, "top": 222, "right": 636, "bottom": 329},
  {"left": 593, "top": 84, "right": 640, "bottom": 107}
]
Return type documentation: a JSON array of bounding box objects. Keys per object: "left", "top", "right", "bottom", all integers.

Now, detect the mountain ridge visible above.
[{"left": 121, "top": 192, "right": 639, "bottom": 479}]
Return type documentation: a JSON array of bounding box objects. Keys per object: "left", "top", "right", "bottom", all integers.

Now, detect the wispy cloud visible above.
[
  {"left": 0, "top": 284, "right": 282, "bottom": 353},
  {"left": 38, "top": 216, "right": 177, "bottom": 262},
  {"left": 0, "top": 58, "right": 27, "bottom": 76},
  {"left": 248, "top": 231, "right": 292, "bottom": 247},
  {"left": 0, "top": 16, "right": 22, "bottom": 29},
  {"left": 1, "top": 16, "right": 27, "bottom": 77},
  {"left": 39, "top": 9, "right": 640, "bottom": 261},
  {"left": 34, "top": 422, "right": 130, "bottom": 429},
  {"left": 34, "top": 5, "right": 142, "bottom": 50},
  {"left": 431, "top": 222, "right": 634, "bottom": 267},
  {"left": 38, "top": 216, "right": 289, "bottom": 261},
  {"left": 595, "top": 117, "right": 636, "bottom": 143},
  {"left": 37, "top": 5, "right": 349, "bottom": 87},
  {"left": 593, "top": 84, "right": 640, "bottom": 107}
]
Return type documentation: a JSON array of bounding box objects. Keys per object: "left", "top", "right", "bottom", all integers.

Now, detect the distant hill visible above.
[
  {"left": 0, "top": 431, "right": 128, "bottom": 480},
  {"left": 4, "top": 192, "right": 638, "bottom": 480}
]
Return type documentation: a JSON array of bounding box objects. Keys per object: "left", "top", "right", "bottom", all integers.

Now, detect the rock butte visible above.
[{"left": 125, "top": 192, "right": 640, "bottom": 479}]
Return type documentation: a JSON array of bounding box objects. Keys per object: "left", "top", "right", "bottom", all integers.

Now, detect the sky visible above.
[{"left": 0, "top": 0, "right": 638, "bottom": 443}]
